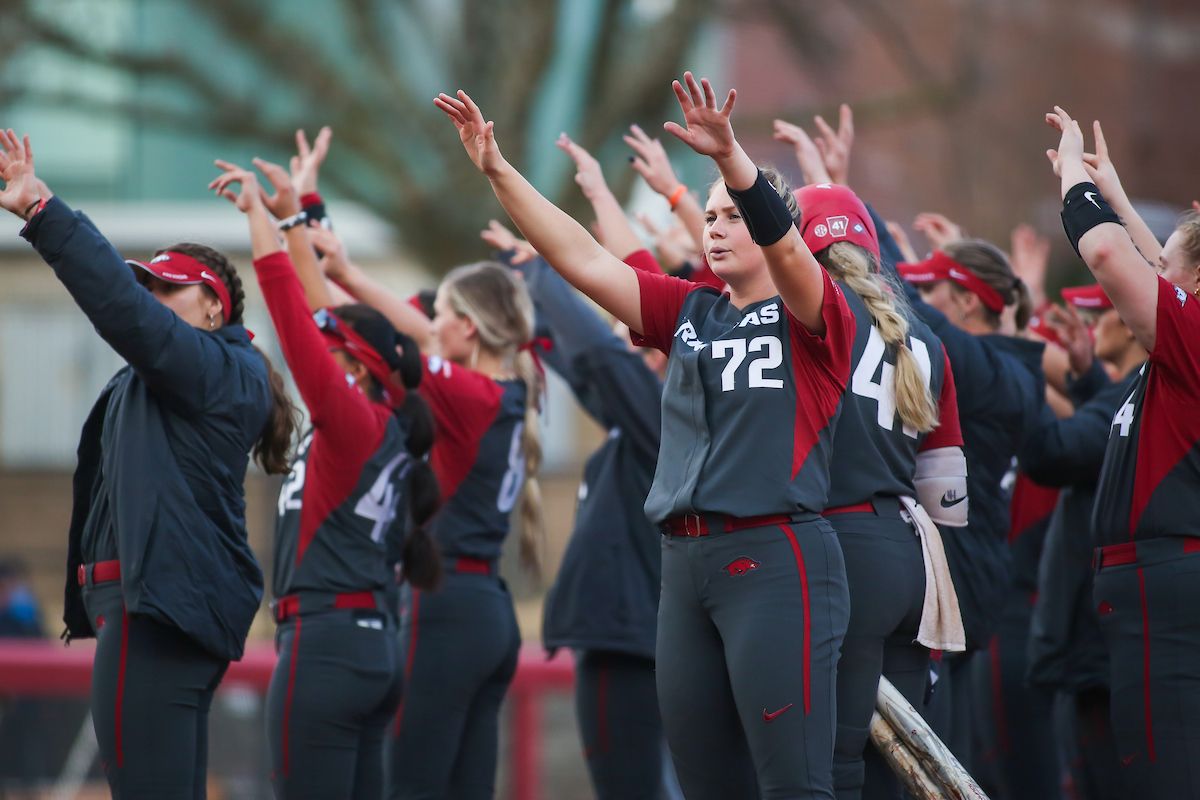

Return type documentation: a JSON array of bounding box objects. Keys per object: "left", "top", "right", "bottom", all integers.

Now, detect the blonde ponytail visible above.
[
  {"left": 441, "top": 261, "right": 546, "bottom": 575},
  {"left": 514, "top": 350, "right": 545, "bottom": 576},
  {"left": 820, "top": 242, "right": 939, "bottom": 433}
]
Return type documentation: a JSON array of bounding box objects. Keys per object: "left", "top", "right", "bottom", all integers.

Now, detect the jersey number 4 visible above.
[
  {"left": 710, "top": 335, "right": 784, "bottom": 391},
  {"left": 851, "top": 327, "right": 932, "bottom": 438},
  {"left": 1112, "top": 391, "right": 1137, "bottom": 438},
  {"left": 355, "top": 452, "right": 411, "bottom": 543}
]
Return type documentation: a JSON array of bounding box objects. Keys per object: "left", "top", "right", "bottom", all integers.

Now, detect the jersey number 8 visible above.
[{"left": 851, "top": 327, "right": 932, "bottom": 439}]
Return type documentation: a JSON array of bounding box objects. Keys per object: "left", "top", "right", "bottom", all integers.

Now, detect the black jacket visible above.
[
  {"left": 1025, "top": 361, "right": 1140, "bottom": 691},
  {"left": 872, "top": 205, "right": 1046, "bottom": 648},
  {"left": 23, "top": 198, "right": 271, "bottom": 661},
  {"left": 507, "top": 255, "right": 663, "bottom": 660}
]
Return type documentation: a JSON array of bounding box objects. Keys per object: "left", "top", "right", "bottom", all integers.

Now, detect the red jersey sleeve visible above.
[
  {"left": 630, "top": 268, "right": 701, "bottom": 354},
  {"left": 920, "top": 347, "right": 964, "bottom": 451},
  {"left": 623, "top": 248, "right": 663, "bottom": 274},
  {"left": 785, "top": 268, "right": 855, "bottom": 386},
  {"left": 1151, "top": 276, "right": 1200, "bottom": 395},
  {"left": 420, "top": 356, "right": 504, "bottom": 500},
  {"left": 254, "top": 252, "right": 385, "bottom": 469}
]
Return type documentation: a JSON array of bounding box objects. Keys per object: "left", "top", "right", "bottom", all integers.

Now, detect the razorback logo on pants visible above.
[{"left": 724, "top": 557, "right": 760, "bottom": 576}]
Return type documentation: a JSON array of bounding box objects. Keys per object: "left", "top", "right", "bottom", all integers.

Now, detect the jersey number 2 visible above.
[{"left": 851, "top": 327, "right": 932, "bottom": 438}]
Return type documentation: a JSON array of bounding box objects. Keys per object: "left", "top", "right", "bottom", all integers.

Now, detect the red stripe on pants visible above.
[
  {"left": 1137, "top": 567, "right": 1156, "bottom": 762},
  {"left": 281, "top": 615, "right": 302, "bottom": 777},
  {"left": 115, "top": 609, "right": 129, "bottom": 768},
  {"left": 779, "top": 525, "right": 812, "bottom": 715},
  {"left": 394, "top": 589, "right": 421, "bottom": 737}
]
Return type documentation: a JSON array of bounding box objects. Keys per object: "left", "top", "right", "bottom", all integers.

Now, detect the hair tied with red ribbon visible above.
[
  {"left": 518, "top": 336, "right": 553, "bottom": 413},
  {"left": 519, "top": 336, "right": 554, "bottom": 378}
]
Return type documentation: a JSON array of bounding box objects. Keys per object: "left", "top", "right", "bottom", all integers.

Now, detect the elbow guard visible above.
[{"left": 915, "top": 446, "right": 968, "bottom": 527}]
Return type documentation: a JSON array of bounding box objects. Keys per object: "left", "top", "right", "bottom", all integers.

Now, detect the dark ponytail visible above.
[
  {"left": 331, "top": 303, "right": 444, "bottom": 591},
  {"left": 160, "top": 242, "right": 299, "bottom": 474}
]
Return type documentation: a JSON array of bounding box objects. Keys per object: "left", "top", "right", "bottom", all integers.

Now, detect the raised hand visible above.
[
  {"left": 481, "top": 219, "right": 537, "bottom": 265},
  {"left": 623, "top": 124, "right": 681, "bottom": 197},
  {"left": 209, "top": 160, "right": 268, "bottom": 214},
  {"left": 913, "top": 212, "right": 964, "bottom": 251},
  {"left": 1044, "top": 303, "right": 1094, "bottom": 376},
  {"left": 812, "top": 104, "right": 854, "bottom": 185},
  {"left": 290, "top": 127, "right": 332, "bottom": 196},
  {"left": 1010, "top": 224, "right": 1051, "bottom": 308},
  {"left": 252, "top": 157, "right": 302, "bottom": 220},
  {"left": 307, "top": 225, "right": 350, "bottom": 279},
  {"left": 662, "top": 72, "right": 737, "bottom": 161},
  {"left": 556, "top": 133, "right": 608, "bottom": 200},
  {"left": 772, "top": 118, "right": 832, "bottom": 186},
  {"left": 637, "top": 212, "right": 696, "bottom": 271},
  {"left": 0, "top": 129, "right": 43, "bottom": 218},
  {"left": 1045, "top": 105, "right": 1085, "bottom": 163},
  {"left": 434, "top": 90, "right": 505, "bottom": 175},
  {"left": 1080, "top": 120, "right": 1124, "bottom": 200},
  {"left": 885, "top": 220, "right": 920, "bottom": 264}
]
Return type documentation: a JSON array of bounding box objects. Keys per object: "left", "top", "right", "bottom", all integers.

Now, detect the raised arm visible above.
[
  {"left": 209, "top": 161, "right": 382, "bottom": 446},
  {"left": 2, "top": 131, "right": 233, "bottom": 413},
  {"left": 307, "top": 225, "right": 435, "bottom": 352},
  {"left": 1048, "top": 120, "right": 1162, "bottom": 265},
  {"left": 663, "top": 73, "right": 829, "bottom": 331},
  {"left": 434, "top": 90, "right": 643, "bottom": 332},
  {"left": 1047, "top": 106, "right": 1160, "bottom": 351},
  {"left": 556, "top": 133, "right": 643, "bottom": 259},
  {"left": 624, "top": 124, "right": 705, "bottom": 250}
]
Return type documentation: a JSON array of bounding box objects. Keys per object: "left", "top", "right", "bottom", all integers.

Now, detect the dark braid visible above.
[{"left": 158, "top": 242, "right": 300, "bottom": 475}]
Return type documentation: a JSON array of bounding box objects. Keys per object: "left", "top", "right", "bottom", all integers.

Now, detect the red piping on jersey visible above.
[
  {"left": 115, "top": 609, "right": 129, "bottom": 768},
  {"left": 1137, "top": 567, "right": 1156, "bottom": 762},
  {"left": 394, "top": 590, "right": 421, "bottom": 737},
  {"left": 281, "top": 615, "right": 302, "bottom": 777},
  {"left": 779, "top": 524, "right": 811, "bottom": 714},
  {"left": 989, "top": 637, "right": 1010, "bottom": 755},
  {"left": 823, "top": 501, "right": 874, "bottom": 516}
]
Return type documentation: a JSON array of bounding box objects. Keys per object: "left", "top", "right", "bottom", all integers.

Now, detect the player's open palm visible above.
[
  {"left": 663, "top": 72, "right": 737, "bottom": 161},
  {"left": 435, "top": 90, "right": 504, "bottom": 176},
  {"left": 0, "top": 129, "right": 41, "bottom": 217}
]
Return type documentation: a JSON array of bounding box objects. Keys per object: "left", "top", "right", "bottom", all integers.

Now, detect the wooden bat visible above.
[
  {"left": 868, "top": 712, "right": 944, "bottom": 799},
  {"left": 873, "top": 675, "right": 991, "bottom": 800}
]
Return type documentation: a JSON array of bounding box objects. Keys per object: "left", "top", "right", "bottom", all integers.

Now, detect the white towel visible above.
[{"left": 899, "top": 496, "right": 966, "bottom": 652}]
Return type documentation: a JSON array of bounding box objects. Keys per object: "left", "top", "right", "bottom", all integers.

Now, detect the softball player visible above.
[
  {"left": 510, "top": 247, "right": 670, "bottom": 799},
  {"left": 891, "top": 233, "right": 1045, "bottom": 768},
  {"left": 1024, "top": 285, "right": 1146, "bottom": 800},
  {"left": 438, "top": 74, "right": 855, "bottom": 798},
  {"left": 794, "top": 184, "right": 967, "bottom": 800},
  {"left": 1049, "top": 106, "right": 1200, "bottom": 797},
  {"left": 209, "top": 161, "right": 443, "bottom": 798},
  {"left": 0, "top": 130, "right": 296, "bottom": 798},
  {"left": 306, "top": 235, "right": 542, "bottom": 798}
]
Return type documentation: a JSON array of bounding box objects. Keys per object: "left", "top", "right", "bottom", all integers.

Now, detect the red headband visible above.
[
  {"left": 897, "top": 251, "right": 1006, "bottom": 314},
  {"left": 127, "top": 251, "right": 233, "bottom": 323},
  {"left": 1061, "top": 284, "right": 1114, "bottom": 310},
  {"left": 314, "top": 308, "right": 407, "bottom": 407}
]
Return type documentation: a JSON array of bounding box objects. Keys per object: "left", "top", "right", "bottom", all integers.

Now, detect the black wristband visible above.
[
  {"left": 725, "top": 170, "right": 796, "bottom": 247},
  {"left": 21, "top": 198, "right": 41, "bottom": 219},
  {"left": 305, "top": 202, "right": 329, "bottom": 229},
  {"left": 1061, "top": 182, "right": 1121, "bottom": 256}
]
